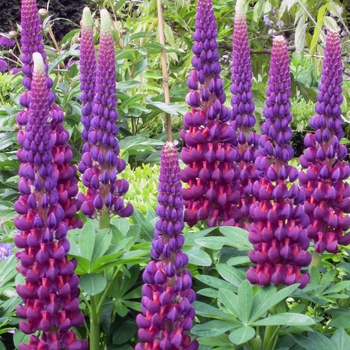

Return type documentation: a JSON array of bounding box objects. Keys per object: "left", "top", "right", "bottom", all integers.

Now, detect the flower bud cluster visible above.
[
  {"left": 80, "top": 7, "right": 96, "bottom": 146},
  {"left": 299, "top": 31, "right": 350, "bottom": 253},
  {"left": 14, "top": 53, "right": 87, "bottom": 350},
  {"left": 136, "top": 142, "right": 198, "bottom": 350},
  {"left": 181, "top": 0, "right": 241, "bottom": 227},
  {"left": 78, "top": 10, "right": 133, "bottom": 219},
  {"left": 230, "top": 0, "right": 260, "bottom": 227},
  {"left": 247, "top": 36, "right": 311, "bottom": 288}
]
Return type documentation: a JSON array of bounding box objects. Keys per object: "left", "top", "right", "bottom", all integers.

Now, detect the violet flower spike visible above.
[
  {"left": 230, "top": 0, "right": 260, "bottom": 228},
  {"left": 17, "top": 0, "right": 83, "bottom": 233},
  {"left": 180, "top": 0, "right": 241, "bottom": 228},
  {"left": 78, "top": 10, "right": 133, "bottom": 220},
  {"left": 136, "top": 142, "right": 198, "bottom": 350},
  {"left": 247, "top": 36, "right": 311, "bottom": 288},
  {"left": 14, "top": 53, "right": 88, "bottom": 350},
  {"left": 79, "top": 7, "right": 96, "bottom": 149},
  {"left": 299, "top": 31, "right": 350, "bottom": 254}
]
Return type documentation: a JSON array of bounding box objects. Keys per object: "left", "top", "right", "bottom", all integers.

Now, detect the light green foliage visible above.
[
  {"left": 123, "top": 163, "right": 159, "bottom": 214},
  {"left": 291, "top": 98, "right": 315, "bottom": 132},
  {"left": 0, "top": 73, "right": 17, "bottom": 105}
]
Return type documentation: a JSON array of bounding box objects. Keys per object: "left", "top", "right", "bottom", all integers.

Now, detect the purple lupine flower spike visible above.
[
  {"left": 17, "top": 0, "right": 52, "bottom": 116},
  {"left": 14, "top": 53, "right": 88, "bottom": 350},
  {"left": 230, "top": 0, "right": 260, "bottom": 229},
  {"left": 80, "top": 7, "right": 96, "bottom": 149},
  {"left": 136, "top": 142, "right": 198, "bottom": 350},
  {"left": 17, "top": 0, "right": 83, "bottom": 233},
  {"left": 247, "top": 36, "right": 311, "bottom": 288},
  {"left": 78, "top": 10, "right": 133, "bottom": 219},
  {"left": 299, "top": 31, "right": 350, "bottom": 253},
  {"left": 180, "top": 0, "right": 240, "bottom": 227}
]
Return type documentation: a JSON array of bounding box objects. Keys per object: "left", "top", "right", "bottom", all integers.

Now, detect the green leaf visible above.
[
  {"left": 219, "top": 226, "right": 251, "bottom": 248},
  {"left": 79, "top": 221, "right": 95, "bottom": 262},
  {"left": 229, "top": 326, "right": 255, "bottom": 345},
  {"left": 226, "top": 256, "right": 251, "bottom": 266},
  {"left": 80, "top": 274, "right": 107, "bottom": 296},
  {"left": 323, "top": 281, "right": 350, "bottom": 295},
  {"left": 198, "top": 334, "right": 232, "bottom": 347},
  {"left": 323, "top": 16, "right": 339, "bottom": 31},
  {"left": 91, "top": 229, "right": 111, "bottom": 263},
  {"left": 195, "top": 236, "right": 233, "bottom": 250},
  {"left": 193, "top": 301, "right": 239, "bottom": 322},
  {"left": 13, "top": 330, "right": 31, "bottom": 348},
  {"left": 292, "top": 332, "right": 337, "bottom": 350},
  {"left": 132, "top": 58, "right": 148, "bottom": 77},
  {"left": 331, "top": 328, "right": 350, "bottom": 349},
  {"left": 116, "top": 50, "right": 135, "bottom": 60},
  {"left": 115, "top": 0, "right": 127, "bottom": 11},
  {"left": 183, "top": 246, "right": 212, "bottom": 266},
  {"left": 252, "top": 313, "right": 315, "bottom": 326},
  {"left": 132, "top": 209, "right": 154, "bottom": 241},
  {"left": 216, "top": 264, "right": 245, "bottom": 290},
  {"left": 197, "top": 288, "right": 218, "bottom": 298},
  {"left": 124, "top": 224, "right": 141, "bottom": 251},
  {"left": 117, "top": 80, "right": 142, "bottom": 91},
  {"left": 112, "top": 319, "right": 138, "bottom": 345},
  {"left": 146, "top": 101, "right": 187, "bottom": 115},
  {"left": 309, "top": 4, "right": 327, "bottom": 54},
  {"left": 295, "top": 14, "right": 308, "bottom": 54},
  {"left": 191, "top": 320, "right": 237, "bottom": 337},
  {"left": 237, "top": 280, "right": 253, "bottom": 324},
  {"left": 195, "top": 275, "right": 237, "bottom": 292},
  {"left": 219, "top": 289, "right": 241, "bottom": 319},
  {"left": 249, "top": 284, "right": 299, "bottom": 322}
]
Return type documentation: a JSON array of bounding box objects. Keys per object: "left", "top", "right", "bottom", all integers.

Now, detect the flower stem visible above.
[{"left": 90, "top": 296, "right": 101, "bottom": 350}]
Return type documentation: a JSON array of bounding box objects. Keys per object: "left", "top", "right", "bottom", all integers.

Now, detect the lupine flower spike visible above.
[
  {"left": 136, "top": 142, "right": 198, "bottom": 350},
  {"left": 230, "top": 0, "right": 260, "bottom": 229},
  {"left": 14, "top": 53, "right": 88, "bottom": 350},
  {"left": 247, "top": 36, "right": 311, "bottom": 288},
  {"left": 17, "top": 0, "right": 82, "bottom": 232},
  {"left": 299, "top": 31, "right": 350, "bottom": 253},
  {"left": 181, "top": 0, "right": 240, "bottom": 227},
  {"left": 78, "top": 10, "right": 133, "bottom": 222},
  {"left": 80, "top": 7, "right": 96, "bottom": 150},
  {"left": 16, "top": 0, "right": 51, "bottom": 127}
]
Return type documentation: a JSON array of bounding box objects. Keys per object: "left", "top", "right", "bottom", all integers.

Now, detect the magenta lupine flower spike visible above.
[
  {"left": 78, "top": 10, "right": 133, "bottom": 219},
  {"left": 230, "top": 0, "right": 260, "bottom": 228},
  {"left": 136, "top": 142, "right": 198, "bottom": 350},
  {"left": 180, "top": 0, "right": 240, "bottom": 227},
  {"left": 80, "top": 7, "right": 96, "bottom": 148},
  {"left": 14, "top": 53, "right": 88, "bottom": 350},
  {"left": 299, "top": 31, "right": 350, "bottom": 254},
  {"left": 246, "top": 36, "right": 311, "bottom": 288}
]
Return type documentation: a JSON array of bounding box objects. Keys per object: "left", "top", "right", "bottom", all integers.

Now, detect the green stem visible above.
[
  {"left": 262, "top": 303, "right": 279, "bottom": 350},
  {"left": 263, "top": 325, "right": 279, "bottom": 350},
  {"left": 90, "top": 296, "right": 101, "bottom": 350},
  {"left": 97, "top": 265, "right": 122, "bottom": 311},
  {"left": 99, "top": 209, "right": 111, "bottom": 230}
]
